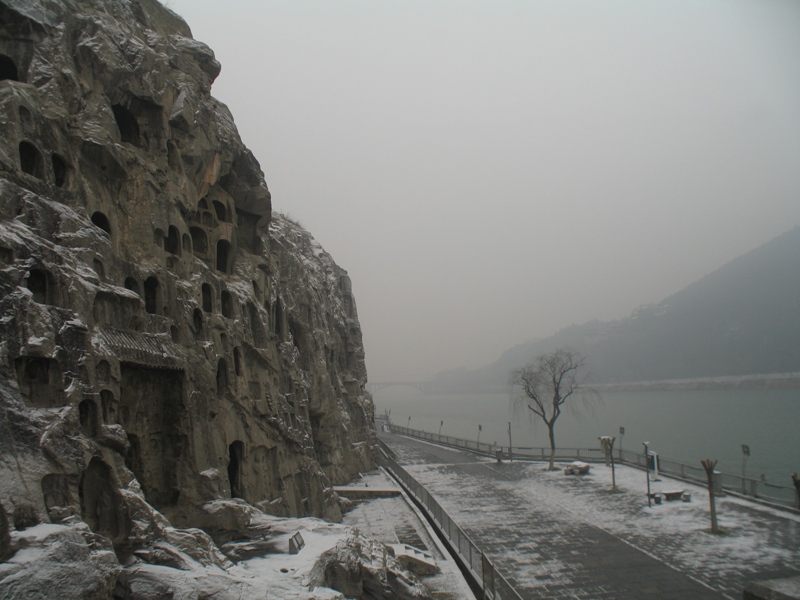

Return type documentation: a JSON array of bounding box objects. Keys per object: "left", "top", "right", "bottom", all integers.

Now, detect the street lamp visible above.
[
  {"left": 643, "top": 441, "right": 651, "bottom": 507},
  {"left": 619, "top": 426, "right": 625, "bottom": 460},
  {"left": 439, "top": 420, "right": 443, "bottom": 437},
  {"left": 407, "top": 416, "right": 411, "bottom": 430},
  {"left": 742, "top": 444, "right": 750, "bottom": 493}
]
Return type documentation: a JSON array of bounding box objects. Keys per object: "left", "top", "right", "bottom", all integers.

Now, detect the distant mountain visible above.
[{"left": 433, "top": 226, "right": 800, "bottom": 391}]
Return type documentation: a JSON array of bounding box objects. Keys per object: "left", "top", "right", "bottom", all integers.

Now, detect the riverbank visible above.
[{"left": 381, "top": 429, "right": 800, "bottom": 600}]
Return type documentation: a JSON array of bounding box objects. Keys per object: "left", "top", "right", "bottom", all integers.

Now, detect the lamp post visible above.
[
  {"left": 508, "top": 421, "right": 513, "bottom": 462},
  {"left": 477, "top": 424, "right": 482, "bottom": 445},
  {"left": 644, "top": 441, "right": 652, "bottom": 507},
  {"left": 407, "top": 416, "right": 411, "bottom": 430},
  {"left": 439, "top": 420, "right": 443, "bottom": 437},
  {"left": 741, "top": 444, "right": 750, "bottom": 494},
  {"left": 619, "top": 426, "right": 625, "bottom": 461}
]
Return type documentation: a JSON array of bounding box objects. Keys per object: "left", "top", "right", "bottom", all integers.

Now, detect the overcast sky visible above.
[{"left": 166, "top": 0, "right": 800, "bottom": 382}]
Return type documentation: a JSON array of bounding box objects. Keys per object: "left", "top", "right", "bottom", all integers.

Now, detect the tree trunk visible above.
[
  {"left": 701, "top": 459, "right": 720, "bottom": 533},
  {"left": 548, "top": 425, "right": 556, "bottom": 470}
]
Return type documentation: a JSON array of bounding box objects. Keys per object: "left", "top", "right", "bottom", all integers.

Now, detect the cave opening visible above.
[
  {"left": 119, "top": 365, "right": 185, "bottom": 508},
  {"left": 112, "top": 104, "right": 139, "bottom": 146},
  {"left": 221, "top": 290, "right": 233, "bottom": 318},
  {"left": 19, "top": 141, "right": 44, "bottom": 179},
  {"left": 80, "top": 457, "right": 125, "bottom": 541},
  {"left": 15, "top": 357, "right": 64, "bottom": 407},
  {"left": 193, "top": 308, "right": 204, "bottom": 339},
  {"left": 233, "top": 347, "right": 242, "bottom": 376},
  {"left": 216, "top": 240, "right": 231, "bottom": 274},
  {"left": 216, "top": 358, "right": 229, "bottom": 396},
  {"left": 165, "top": 226, "right": 181, "bottom": 255},
  {"left": 144, "top": 276, "right": 159, "bottom": 314},
  {"left": 201, "top": 283, "right": 213, "bottom": 313},
  {"left": 78, "top": 399, "right": 98, "bottom": 437},
  {"left": 0, "top": 55, "right": 19, "bottom": 81},
  {"left": 228, "top": 441, "right": 244, "bottom": 499},
  {"left": 26, "top": 268, "right": 49, "bottom": 304},
  {"left": 124, "top": 277, "right": 139, "bottom": 295},
  {"left": 52, "top": 153, "right": 68, "bottom": 187},
  {"left": 190, "top": 226, "right": 207, "bottom": 255},
  {"left": 212, "top": 200, "right": 228, "bottom": 222},
  {"left": 91, "top": 211, "right": 111, "bottom": 236}
]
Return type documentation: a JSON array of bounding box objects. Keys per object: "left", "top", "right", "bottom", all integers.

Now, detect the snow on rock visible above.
[{"left": 0, "top": 523, "right": 120, "bottom": 599}]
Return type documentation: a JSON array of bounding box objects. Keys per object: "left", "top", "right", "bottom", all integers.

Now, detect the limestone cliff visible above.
[{"left": 0, "top": 0, "right": 375, "bottom": 578}]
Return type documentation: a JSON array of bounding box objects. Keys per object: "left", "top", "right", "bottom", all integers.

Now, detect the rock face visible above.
[{"left": 0, "top": 0, "right": 374, "bottom": 580}]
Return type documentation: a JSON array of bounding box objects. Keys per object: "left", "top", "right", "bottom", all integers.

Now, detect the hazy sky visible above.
[{"left": 165, "top": 0, "right": 800, "bottom": 381}]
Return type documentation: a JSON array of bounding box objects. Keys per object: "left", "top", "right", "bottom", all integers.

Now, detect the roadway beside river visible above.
[{"left": 379, "top": 429, "right": 800, "bottom": 600}]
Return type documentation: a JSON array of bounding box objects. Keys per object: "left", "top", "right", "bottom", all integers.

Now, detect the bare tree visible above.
[{"left": 510, "top": 349, "right": 587, "bottom": 470}]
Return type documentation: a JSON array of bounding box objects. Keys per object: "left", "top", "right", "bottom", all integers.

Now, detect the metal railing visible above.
[
  {"left": 378, "top": 440, "right": 524, "bottom": 600},
  {"left": 388, "top": 424, "right": 799, "bottom": 510}
]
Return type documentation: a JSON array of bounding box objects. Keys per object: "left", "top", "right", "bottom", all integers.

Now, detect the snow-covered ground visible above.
[{"left": 389, "top": 436, "right": 800, "bottom": 599}]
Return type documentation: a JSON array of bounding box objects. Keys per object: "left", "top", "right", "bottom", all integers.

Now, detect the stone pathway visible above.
[{"left": 382, "top": 431, "right": 800, "bottom": 600}]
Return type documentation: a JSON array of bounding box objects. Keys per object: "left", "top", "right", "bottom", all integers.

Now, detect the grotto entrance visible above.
[
  {"left": 119, "top": 364, "right": 185, "bottom": 508},
  {"left": 80, "top": 457, "right": 126, "bottom": 543},
  {"left": 228, "top": 441, "right": 244, "bottom": 499}
]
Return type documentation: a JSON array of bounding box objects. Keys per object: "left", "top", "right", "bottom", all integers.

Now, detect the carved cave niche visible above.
[
  {"left": 80, "top": 457, "right": 128, "bottom": 543},
  {"left": 192, "top": 308, "right": 204, "bottom": 339},
  {"left": 165, "top": 225, "right": 181, "bottom": 255},
  {"left": 96, "top": 360, "right": 112, "bottom": 384},
  {"left": 42, "top": 474, "right": 76, "bottom": 524},
  {"left": 0, "top": 54, "right": 19, "bottom": 81},
  {"left": 144, "top": 276, "right": 160, "bottom": 315},
  {"left": 78, "top": 398, "right": 99, "bottom": 437},
  {"left": 26, "top": 267, "right": 54, "bottom": 305},
  {"left": 19, "top": 141, "right": 44, "bottom": 179},
  {"left": 216, "top": 239, "right": 232, "bottom": 274},
  {"left": 212, "top": 200, "right": 230, "bottom": 223},
  {"left": 100, "top": 389, "right": 116, "bottom": 424},
  {"left": 119, "top": 364, "right": 185, "bottom": 509},
  {"left": 14, "top": 357, "right": 65, "bottom": 408},
  {"left": 221, "top": 290, "right": 234, "bottom": 319},
  {"left": 0, "top": 247, "right": 13, "bottom": 264},
  {"left": 182, "top": 233, "right": 191, "bottom": 254},
  {"left": 201, "top": 282, "right": 213, "bottom": 313},
  {"left": 190, "top": 226, "right": 207, "bottom": 257},
  {"left": 93, "top": 258, "right": 105, "bottom": 279},
  {"left": 124, "top": 277, "right": 139, "bottom": 295},
  {"left": 202, "top": 211, "right": 214, "bottom": 227},
  {"left": 288, "top": 319, "right": 311, "bottom": 371},
  {"left": 91, "top": 211, "right": 111, "bottom": 237},
  {"left": 227, "top": 441, "right": 245, "bottom": 499},
  {"left": 216, "top": 358, "right": 229, "bottom": 396},
  {"left": 112, "top": 104, "right": 140, "bottom": 146},
  {"left": 51, "top": 153, "right": 68, "bottom": 188}
]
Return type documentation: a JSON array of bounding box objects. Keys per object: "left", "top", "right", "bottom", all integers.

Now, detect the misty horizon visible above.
[{"left": 167, "top": 0, "right": 800, "bottom": 381}]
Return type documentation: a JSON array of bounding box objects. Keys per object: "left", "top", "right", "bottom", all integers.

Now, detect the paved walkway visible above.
[{"left": 381, "top": 431, "right": 800, "bottom": 600}]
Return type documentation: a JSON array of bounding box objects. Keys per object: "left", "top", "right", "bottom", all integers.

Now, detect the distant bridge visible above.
[{"left": 366, "top": 381, "right": 437, "bottom": 394}]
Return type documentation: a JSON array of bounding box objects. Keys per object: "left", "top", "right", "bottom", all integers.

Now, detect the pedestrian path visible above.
[{"left": 381, "top": 431, "right": 800, "bottom": 600}]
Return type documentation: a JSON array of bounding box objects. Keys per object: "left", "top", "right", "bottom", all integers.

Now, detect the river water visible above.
[{"left": 372, "top": 387, "right": 800, "bottom": 484}]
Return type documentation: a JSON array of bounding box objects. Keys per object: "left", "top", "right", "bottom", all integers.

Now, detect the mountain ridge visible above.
[{"left": 432, "top": 225, "right": 800, "bottom": 391}]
